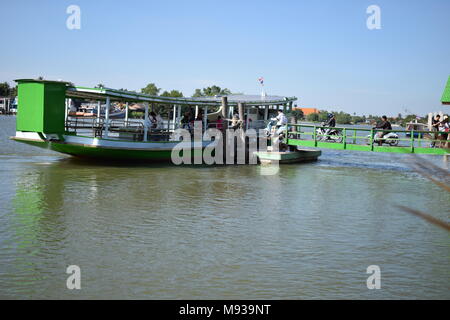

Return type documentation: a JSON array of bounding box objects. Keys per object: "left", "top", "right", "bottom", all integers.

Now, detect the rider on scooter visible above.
[
  {"left": 265, "top": 109, "right": 288, "bottom": 137},
  {"left": 323, "top": 113, "right": 336, "bottom": 138},
  {"left": 373, "top": 115, "right": 392, "bottom": 146}
]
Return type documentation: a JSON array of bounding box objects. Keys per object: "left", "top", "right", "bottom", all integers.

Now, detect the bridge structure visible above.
[{"left": 285, "top": 123, "right": 450, "bottom": 155}]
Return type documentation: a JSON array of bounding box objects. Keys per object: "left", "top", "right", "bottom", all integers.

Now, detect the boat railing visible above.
[
  {"left": 286, "top": 123, "right": 450, "bottom": 150},
  {"left": 66, "top": 117, "right": 104, "bottom": 129},
  {"left": 109, "top": 119, "right": 144, "bottom": 132}
]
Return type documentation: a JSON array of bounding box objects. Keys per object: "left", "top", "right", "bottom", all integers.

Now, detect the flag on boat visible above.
[{"left": 258, "top": 77, "right": 264, "bottom": 85}]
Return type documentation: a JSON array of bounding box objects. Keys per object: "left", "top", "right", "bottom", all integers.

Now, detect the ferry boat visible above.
[{"left": 11, "top": 79, "right": 298, "bottom": 163}]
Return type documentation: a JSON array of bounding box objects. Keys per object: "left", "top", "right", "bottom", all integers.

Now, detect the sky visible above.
[{"left": 0, "top": 0, "right": 449, "bottom": 116}]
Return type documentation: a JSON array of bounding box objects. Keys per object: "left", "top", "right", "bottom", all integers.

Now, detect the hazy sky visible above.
[{"left": 1, "top": 0, "right": 449, "bottom": 116}]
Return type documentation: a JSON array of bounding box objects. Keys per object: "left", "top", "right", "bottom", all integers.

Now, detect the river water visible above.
[{"left": 0, "top": 116, "right": 448, "bottom": 299}]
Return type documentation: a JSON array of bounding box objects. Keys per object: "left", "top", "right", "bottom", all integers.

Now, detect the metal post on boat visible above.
[
  {"left": 64, "top": 98, "right": 69, "bottom": 128},
  {"left": 144, "top": 102, "right": 149, "bottom": 142},
  {"left": 172, "top": 105, "right": 176, "bottom": 129},
  {"left": 97, "top": 101, "right": 101, "bottom": 123},
  {"left": 238, "top": 102, "right": 244, "bottom": 129},
  {"left": 264, "top": 105, "right": 269, "bottom": 121},
  {"left": 104, "top": 96, "right": 110, "bottom": 138},
  {"left": 245, "top": 107, "right": 250, "bottom": 131},
  {"left": 177, "top": 105, "right": 181, "bottom": 130},
  {"left": 221, "top": 97, "right": 228, "bottom": 130},
  {"left": 195, "top": 105, "right": 199, "bottom": 119},
  {"left": 220, "top": 97, "right": 229, "bottom": 164},
  {"left": 203, "top": 106, "right": 208, "bottom": 131},
  {"left": 125, "top": 102, "right": 129, "bottom": 124}
]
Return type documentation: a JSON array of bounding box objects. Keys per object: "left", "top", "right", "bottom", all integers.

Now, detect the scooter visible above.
[
  {"left": 263, "top": 119, "right": 277, "bottom": 137},
  {"left": 264, "top": 119, "right": 288, "bottom": 147},
  {"left": 366, "top": 131, "right": 399, "bottom": 146},
  {"left": 316, "top": 123, "right": 343, "bottom": 143}
]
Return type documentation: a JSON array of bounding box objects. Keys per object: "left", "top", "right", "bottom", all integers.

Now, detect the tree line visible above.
[
  {"left": 0, "top": 82, "right": 17, "bottom": 97},
  {"left": 0, "top": 80, "right": 431, "bottom": 126}
]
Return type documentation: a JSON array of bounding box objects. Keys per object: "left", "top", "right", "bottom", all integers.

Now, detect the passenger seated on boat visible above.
[
  {"left": 216, "top": 116, "right": 224, "bottom": 130},
  {"left": 149, "top": 112, "right": 158, "bottom": 129},
  {"left": 180, "top": 111, "right": 192, "bottom": 132},
  {"left": 230, "top": 113, "right": 240, "bottom": 130},
  {"left": 155, "top": 113, "right": 164, "bottom": 130}
]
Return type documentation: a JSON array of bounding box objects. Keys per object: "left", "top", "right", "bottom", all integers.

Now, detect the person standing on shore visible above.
[
  {"left": 431, "top": 114, "right": 441, "bottom": 148},
  {"left": 438, "top": 115, "right": 449, "bottom": 148}
]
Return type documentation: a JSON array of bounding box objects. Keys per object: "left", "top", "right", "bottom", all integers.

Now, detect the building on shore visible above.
[{"left": 294, "top": 106, "right": 319, "bottom": 115}]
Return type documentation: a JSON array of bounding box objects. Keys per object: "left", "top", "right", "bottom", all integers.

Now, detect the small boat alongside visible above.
[{"left": 254, "top": 149, "right": 321, "bottom": 164}]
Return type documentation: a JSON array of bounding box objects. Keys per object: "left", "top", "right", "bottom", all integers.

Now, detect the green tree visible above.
[
  {"left": 351, "top": 115, "right": 365, "bottom": 124},
  {"left": 288, "top": 109, "right": 304, "bottom": 122},
  {"left": 192, "top": 89, "right": 203, "bottom": 97},
  {"left": 335, "top": 112, "right": 352, "bottom": 124},
  {"left": 0, "top": 82, "right": 11, "bottom": 96},
  {"left": 141, "top": 83, "right": 161, "bottom": 96},
  {"left": 318, "top": 110, "right": 329, "bottom": 122},
  {"left": 306, "top": 113, "right": 319, "bottom": 122},
  {"left": 161, "top": 90, "right": 183, "bottom": 97},
  {"left": 10, "top": 85, "right": 17, "bottom": 96},
  {"left": 192, "top": 85, "right": 231, "bottom": 97}
]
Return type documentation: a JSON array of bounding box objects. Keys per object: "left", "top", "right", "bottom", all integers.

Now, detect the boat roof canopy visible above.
[
  {"left": 15, "top": 78, "right": 296, "bottom": 107},
  {"left": 66, "top": 86, "right": 296, "bottom": 107}
]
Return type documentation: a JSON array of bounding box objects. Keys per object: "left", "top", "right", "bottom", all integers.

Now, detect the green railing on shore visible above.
[{"left": 286, "top": 124, "right": 450, "bottom": 155}]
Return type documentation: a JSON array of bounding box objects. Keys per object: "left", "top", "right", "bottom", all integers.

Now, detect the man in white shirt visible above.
[
  {"left": 265, "top": 109, "right": 288, "bottom": 136},
  {"left": 274, "top": 109, "right": 287, "bottom": 135}
]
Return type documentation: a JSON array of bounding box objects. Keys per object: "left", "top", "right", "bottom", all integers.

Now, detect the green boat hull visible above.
[
  {"left": 11, "top": 136, "right": 191, "bottom": 162},
  {"left": 49, "top": 142, "right": 175, "bottom": 161}
]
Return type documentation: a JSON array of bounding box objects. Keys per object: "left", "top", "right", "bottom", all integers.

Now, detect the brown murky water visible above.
[{"left": 0, "top": 116, "right": 448, "bottom": 299}]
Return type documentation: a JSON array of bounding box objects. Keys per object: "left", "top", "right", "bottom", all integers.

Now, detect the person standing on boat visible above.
[
  {"left": 430, "top": 114, "right": 441, "bottom": 148},
  {"left": 216, "top": 115, "right": 224, "bottom": 130}
]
